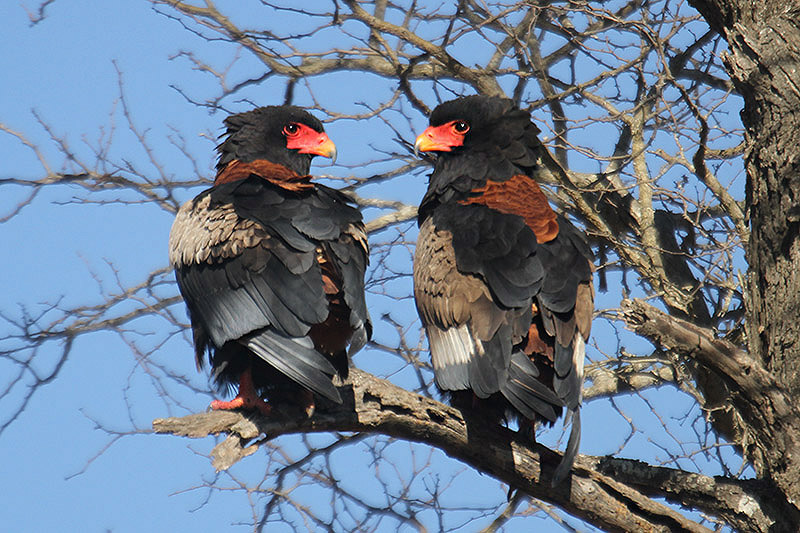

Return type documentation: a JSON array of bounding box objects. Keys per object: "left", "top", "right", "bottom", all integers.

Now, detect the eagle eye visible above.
[
  {"left": 282, "top": 123, "right": 300, "bottom": 137},
  {"left": 452, "top": 120, "right": 470, "bottom": 134}
]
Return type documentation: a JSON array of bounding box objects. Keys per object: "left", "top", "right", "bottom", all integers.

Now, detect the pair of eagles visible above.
[{"left": 168, "top": 95, "right": 594, "bottom": 484}]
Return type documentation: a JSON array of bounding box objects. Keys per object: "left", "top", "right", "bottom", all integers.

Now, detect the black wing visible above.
[{"left": 169, "top": 177, "right": 369, "bottom": 402}]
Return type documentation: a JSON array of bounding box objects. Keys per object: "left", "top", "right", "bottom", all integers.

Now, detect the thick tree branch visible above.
[
  {"left": 620, "top": 299, "right": 800, "bottom": 489},
  {"left": 595, "top": 457, "right": 794, "bottom": 532},
  {"left": 619, "top": 299, "right": 792, "bottom": 416},
  {"left": 154, "top": 368, "right": 782, "bottom": 532}
]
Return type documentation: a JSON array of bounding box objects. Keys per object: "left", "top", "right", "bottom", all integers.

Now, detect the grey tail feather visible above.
[
  {"left": 552, "top": 407, "right": 581, "bottom": 487},
  {"left": 243, "top": 329, "right": 342, "bottom": 403}
]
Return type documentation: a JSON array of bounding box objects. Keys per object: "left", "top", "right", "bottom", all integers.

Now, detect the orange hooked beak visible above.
[{"left": 298, "top": 132, "right": 337, "bottom": 163}]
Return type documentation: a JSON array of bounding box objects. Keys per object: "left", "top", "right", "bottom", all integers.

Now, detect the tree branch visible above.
[
  {"left": 619, "top": 299, "right": 788, "bottom": 410},
  {"left": 594, "top": 456, "right": 794, "bottom": 532},
  {"left": 341, "top": 0, "right": 504, "bottom": 96},
  {"left": 154, "top": 368, "right": 780, "bottom": 532},
  {"left": 620, "top": 298, "right": 800, "bottom": 485}
]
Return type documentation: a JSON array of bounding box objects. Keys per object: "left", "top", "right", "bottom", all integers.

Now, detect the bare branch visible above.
[
  {"left": 620, "top": 298, "right": 800, "bottom": 481},
  {"left": 156, "top": 368, "right": 722, "bottom": 533}
]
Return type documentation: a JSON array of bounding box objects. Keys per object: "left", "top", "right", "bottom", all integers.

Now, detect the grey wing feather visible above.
[
  {"left": 468, "top": 325, "right": 511, "bottom": 397},
  {"left": 243, "top": 330, "right": 341, "bottom": 402},
  {"left": 426, "top": 324, "right": 474, "bottom": 391},
  {"left": 501, "top": 352, "right": 560, "bottom": 422}
]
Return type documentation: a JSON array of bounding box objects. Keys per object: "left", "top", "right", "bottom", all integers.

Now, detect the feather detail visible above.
[
  {"left": 171, "top": 117, "right": 370, "bottom": 411},
  {"left": 461, "top": 175, "right": 559, "bottom": 243},
  {"left": 414, "top": 95, "right": 596, "bottom": 485}
]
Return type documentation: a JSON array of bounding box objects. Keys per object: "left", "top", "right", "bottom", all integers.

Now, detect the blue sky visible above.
[
  {"left": 2, "top": 5, "right": 247, "bottom": 530},
  {"left": 0, "top": 1, "right": 745, "bottom": 531}
]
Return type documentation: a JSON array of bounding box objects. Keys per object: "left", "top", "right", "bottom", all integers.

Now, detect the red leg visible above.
[{"left": 210, "top": 368, "right": 271, "bottom": 416}]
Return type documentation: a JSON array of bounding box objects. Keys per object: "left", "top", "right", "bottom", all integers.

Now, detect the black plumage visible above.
[
  {"left": 413, "top": 96, "right": 593, "bottom": 484},
  {"left": 169, "top": 105, "right": 370, "bottom": 416}
]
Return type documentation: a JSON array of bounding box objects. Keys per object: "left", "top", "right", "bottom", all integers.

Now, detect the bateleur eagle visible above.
[
  {"left": 169, "top": 105, "right": 371, "bottom": 417},
  {"left": 413, "top": 96, "right": 594, "bottom": 484}
]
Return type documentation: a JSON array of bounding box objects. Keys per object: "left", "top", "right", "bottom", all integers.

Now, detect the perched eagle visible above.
[
  {"left": 413, "top": 96, "right": 593, "bottom": 484},
  {"left": 169, "top": 105, "right": 371, "bottom": 417}
]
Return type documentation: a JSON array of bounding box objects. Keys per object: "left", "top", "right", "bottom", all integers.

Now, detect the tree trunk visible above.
[{"left": 691, "top": 0, "right": 800, "bottom": 500}]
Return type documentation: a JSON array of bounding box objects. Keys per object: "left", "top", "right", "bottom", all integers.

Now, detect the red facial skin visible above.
[
  {"left": 414, "top": 120, "right": 470, "bottom": 153},
  {"left": 284, "top": 122, "right": 337, "bottom": 160}
]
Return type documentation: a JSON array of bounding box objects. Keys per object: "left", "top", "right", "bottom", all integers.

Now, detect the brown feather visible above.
[
  {"left": 215, "top": 159, "right": 313, "bottom": 191},
  {"left": 308, "top": 246, "right": 353, "bottom": 356},
  {"left": 169, "top": 195, "right": 269, "bottom": 266},
  {"left": 524, "top": 305, "right": 555, "bottom": 361},
  {"left": 574, "top": 281, "right": 594, "bottom": 341},
  {"left": 460, "top": 175, "right": 559, "bottom": 243},
  {"left": 307, "top": 297, "right": 351, "bottom": 356},
  {"left": 413, "top": 218, "right": 501, "bottom": 337},
  {"left": 343, "top": 223, "right": 369, "bottom": 265}
]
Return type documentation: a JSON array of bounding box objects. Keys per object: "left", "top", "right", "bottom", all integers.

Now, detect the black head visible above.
[
  {"left": 216, "top": 105, "right": 336, "bottom": 176},
  {"left": 414, "top": 96, "right": 542, "bottom": 213},
  {"left": 415, "top": 95, "right": 535, "bottom": 157}
]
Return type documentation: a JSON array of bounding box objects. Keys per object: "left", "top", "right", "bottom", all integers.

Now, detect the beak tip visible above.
[{"left": 319, "top": 135, "right": 337, "bottom": 163}]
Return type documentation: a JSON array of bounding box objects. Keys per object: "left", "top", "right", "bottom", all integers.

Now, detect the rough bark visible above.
[
  {"left": 154, "top": 368, "right": 791, "bottom": 533},
  {"left": 620, "top": 299, "right": 800, "bottom": 528},
  {"left": 690, "top": 0, "right": 800, "bottom": 503}
]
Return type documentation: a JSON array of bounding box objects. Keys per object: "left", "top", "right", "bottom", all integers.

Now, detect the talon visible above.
[
  {"left": 211, "top": 397, "right": 245, "bottom": 410},
  {"left": 210, "top": 368, "right": 272, "bottom": 416},
  {"left": 210, "top": 395, "right": 272, "bottom": 416}
]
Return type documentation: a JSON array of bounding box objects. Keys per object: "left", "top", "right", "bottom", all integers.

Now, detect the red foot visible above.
[
  {"left": 210, "top": 396, "right": 272, "bottom": 416},
  {"left": 210, "top": 368, "right": 271, "bottom": 417}
]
